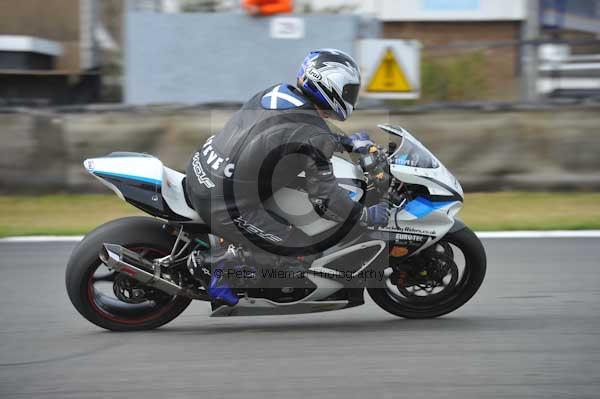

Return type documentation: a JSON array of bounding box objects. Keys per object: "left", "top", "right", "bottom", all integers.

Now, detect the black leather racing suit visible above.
[{"left": 185, "top": 84, "right": 364, "bottom": 257}]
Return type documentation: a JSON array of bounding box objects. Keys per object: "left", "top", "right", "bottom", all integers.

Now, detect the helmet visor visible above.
[{"left": 342, "top": 83, "right": 360, "bottom": 107}]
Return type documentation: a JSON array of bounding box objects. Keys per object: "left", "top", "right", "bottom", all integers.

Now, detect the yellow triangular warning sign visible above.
[{"left": 367, "top": 48, "right": 412, "bottom": 92}]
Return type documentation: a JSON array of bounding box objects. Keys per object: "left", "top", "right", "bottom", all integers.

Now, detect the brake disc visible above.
[
  {"left": 395, "top": 246, "right": 459, "bottom": 301},
  {"left": 113, "top": 273, "right": 149, "bottom": 304}
]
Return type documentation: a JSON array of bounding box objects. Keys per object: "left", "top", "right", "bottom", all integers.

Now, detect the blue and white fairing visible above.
[
  {"left": 382, "top": 124, "right": 463, "bottom": 199},
  {"left": 378, "top": 124, "right": 464, "bottom": 248},
  {"left": 83, "top": 152, "right": 200, "bottom": 221}
]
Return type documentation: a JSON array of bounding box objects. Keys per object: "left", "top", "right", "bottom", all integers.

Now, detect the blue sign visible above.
[{"left": 422, "top": 0, "right": 480, "bottom": 11}]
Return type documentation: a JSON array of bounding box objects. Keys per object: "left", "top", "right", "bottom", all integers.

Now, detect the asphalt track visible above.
[{"left": 1, "top": 238, "right": 599, "bottom": 399}]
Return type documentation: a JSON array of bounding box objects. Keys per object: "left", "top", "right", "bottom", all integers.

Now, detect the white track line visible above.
[
  {"left": 0, "top": 236, "right": 84, "bottom": 243},
  {"left": 476, "top": 231, "right": 600, "bottom": 239},
  {"left": 1, "top": 231, "right": 600, "bottom": 243}
]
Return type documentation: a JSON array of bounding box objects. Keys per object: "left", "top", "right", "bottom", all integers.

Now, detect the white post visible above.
[
  {"left": 521, "top": 0, "right": 540, "bottom": 102},
  {"left": 161, "top": 0, "right": 182, "bottom": 13}
]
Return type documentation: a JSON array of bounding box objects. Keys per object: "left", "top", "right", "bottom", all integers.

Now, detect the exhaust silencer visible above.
[{"left": 99, "top": 243, "right": 184, "bottom": 297}]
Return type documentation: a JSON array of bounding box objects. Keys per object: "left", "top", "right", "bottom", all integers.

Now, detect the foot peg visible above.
[{"left": 188, "top": 246, "right": 242, "bottom": 306}]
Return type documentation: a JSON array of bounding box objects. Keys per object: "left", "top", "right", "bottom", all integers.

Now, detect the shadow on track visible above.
[{"left": 143, "top": 315, "right": 547, "bottom": 336}]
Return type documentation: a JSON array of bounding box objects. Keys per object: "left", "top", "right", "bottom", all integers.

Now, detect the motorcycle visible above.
[{"left": 66, "top": 124, "right": 486, "bottom": 331}]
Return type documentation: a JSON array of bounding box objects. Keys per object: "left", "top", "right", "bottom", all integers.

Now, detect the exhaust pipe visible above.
[{"left": 99, "top": 243, "right": 201, "bottom": 298}]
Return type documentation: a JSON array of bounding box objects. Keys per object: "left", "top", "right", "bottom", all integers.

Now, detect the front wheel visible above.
[
  {"left": 65, "top": 217, "right": 192, "bottom": 331},
  {"left": 368, "top": 226, "right": 486, "bottom": 319}
]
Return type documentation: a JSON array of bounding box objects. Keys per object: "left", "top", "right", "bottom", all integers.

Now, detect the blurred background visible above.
[
  {"left": 1, "top": 0, "right": 600, "bottom": 235},
  {"left": 4, "top": 5, "right": 600, "bottom": 398}
]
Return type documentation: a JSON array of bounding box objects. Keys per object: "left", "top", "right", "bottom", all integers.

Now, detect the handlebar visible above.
[
  {"left": 358, "top": 145, "right": 408, "bottom": 208},
  {"left": 359, "top": 145, "right": 390, "bottom": 184}
]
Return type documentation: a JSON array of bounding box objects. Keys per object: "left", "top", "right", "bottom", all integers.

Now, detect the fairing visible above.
[
  {"left": 84, "top": 152, "right": 201, "bottom": 222},
  {"left": 374, "top": 125, "right": 465, "bottom": 255},
  {"left": 380, "top": 124, "right": 464, "bottom": 200}
]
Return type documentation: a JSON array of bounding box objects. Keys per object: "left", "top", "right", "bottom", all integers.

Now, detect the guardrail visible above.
[{"left": 538, "top": 44, "right": 600, "bottom": 98}]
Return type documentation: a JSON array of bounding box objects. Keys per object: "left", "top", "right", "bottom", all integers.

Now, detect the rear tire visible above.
[
  {"left": 65, "top": 217, "right": 192, "bottom": 331},
  {"left": 368, "top": 226, "right": 486, "bottom": 319}
]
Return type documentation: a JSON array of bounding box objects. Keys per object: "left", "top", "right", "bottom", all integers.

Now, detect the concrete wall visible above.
[
  {"left": 2, "top": 105, "right": 599, "bottom": 194},
  {"left": 125, "top": 12, "right": 360, "bottom": 104}
]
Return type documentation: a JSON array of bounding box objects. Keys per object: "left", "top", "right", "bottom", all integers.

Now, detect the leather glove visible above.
[
  {"left": 349, "top": 132, "right": 375, "bottom": 154},
  {"left": 361, "top": 202, "right": 389, "bottom": 227}
]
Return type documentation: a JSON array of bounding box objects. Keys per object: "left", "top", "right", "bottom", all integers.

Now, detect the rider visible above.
[{"left": 185, "top": 49, "right": 389, "bottom": 305}]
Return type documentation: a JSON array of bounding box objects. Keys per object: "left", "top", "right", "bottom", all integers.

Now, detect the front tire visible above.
[
  {"left": 65, "top": 217, "right": 192, "bottom": 331},
  {"left": 368, "top": 226, "right": 486, "bottom": 319}
]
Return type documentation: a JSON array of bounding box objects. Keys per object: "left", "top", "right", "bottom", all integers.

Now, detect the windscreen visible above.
[{"left": 381, "top": 125, "right": 440, "bottom": 169}]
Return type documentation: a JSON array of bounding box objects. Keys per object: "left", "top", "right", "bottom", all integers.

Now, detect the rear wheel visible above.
[
  {"left": 65, "top": 217, "right": 192, "bottom": 331},
  {"left": 368, "top": 226, "right": 486, "bottom": 319}
]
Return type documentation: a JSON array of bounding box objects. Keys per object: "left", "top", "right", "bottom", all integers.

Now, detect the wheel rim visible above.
[
  {"left": 382, "top": 240, "right": 471, "bottom": 311},
  {"left": 86, "top": 246, "right": 179, "bottom": 325}
]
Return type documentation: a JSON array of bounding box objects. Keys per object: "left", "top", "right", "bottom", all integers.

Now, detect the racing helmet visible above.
[{"left": 297, "top": 49, "right": 361, "bottom": 121}]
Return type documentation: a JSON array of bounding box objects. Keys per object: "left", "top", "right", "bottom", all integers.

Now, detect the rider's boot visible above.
[
  {"left": 188, "top": 246, "right": 244, "bottom": 306},
  {"left": 208, "top": 261, "right": 240, "bottom": 306},
  {"left": 189, "top": 248, "right": 311, "bottom": 305}
]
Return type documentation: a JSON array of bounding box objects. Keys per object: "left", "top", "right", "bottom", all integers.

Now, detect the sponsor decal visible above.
[
  {"left": 395, "top": 226, "right": 436, "bottom": 236},
  {"left": 192, "top": 152, "right": 215, "bottom": 189},
  {"left": 234, "top": 216, "right": 283, "bottom": 243},
  {"left": 224, "top": 163, "right": 235, "bottom": 178},
  {"left": 200, "top": 136, "right": 236, "bottom": 178},
  {"left": 395, "top": 233, "right": 426, "bottom": 242},
  {"left": 306, "top": 67, "right": 322, "bottom": 81},
  {"left": 395, "top": 156, "right": 419, "bottom": 167}
]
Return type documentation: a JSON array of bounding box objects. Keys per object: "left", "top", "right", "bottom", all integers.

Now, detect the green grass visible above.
[
  {"left": 464, "top": 192, "right": 600, "bottom": 231},
  {"left": 1, "top": 193, "right": 600, "bottom": 237},
  {"left": 0, "top": 195, "right": 143, "bottom": 237}
]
